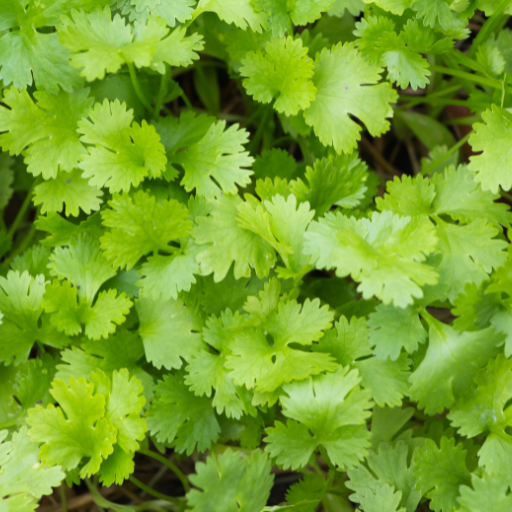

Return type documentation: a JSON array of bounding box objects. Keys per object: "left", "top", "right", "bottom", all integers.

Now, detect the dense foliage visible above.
[{"left": 2, "top": 0, "right": 512, "bottom": 511}]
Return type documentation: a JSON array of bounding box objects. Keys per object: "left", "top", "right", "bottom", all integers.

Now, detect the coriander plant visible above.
[{"left": 1, "top": 1, "right": 512, "bottom": 511}]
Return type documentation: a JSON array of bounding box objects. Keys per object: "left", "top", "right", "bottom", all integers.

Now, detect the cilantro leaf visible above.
[
  {"left": 100, "top": 190, "right": 193, "bottom": 269},
  {"left": 413, "top": 437, "right": 471, "bottom": 512},
  {"left": 368, "top": 304, "right": 427, "bottom": 361},
  {"left": 124, "top": 0, "right": 196, "bottom": 27},
  {"left": 303, "top": 42, "right": 397, "bottom": 154},
  {"left": 362, "top": 0, "right": 410, "bottom": 15},
  {"left": 59, "top": 8, "right": 203, "bottom": 80},
  {"left": 0, "top": 427, "right": 65, "bottom": 509},
  {"left": 78, "top": 99, "right": 167, "bottom": 192},
  {"left": 137, "top": 295, "right": 204, "bottom": 370},
  {"left": 193, "top": 0, "right": 268, "bottom": 32},
  {"left": 265, "top": 366, "right": 373, "bottom": 469},
  {"left": 469, "top": 106, "right": 512, "bottom": 193},
  {"left": 194, "top": 194, "right": 276, "bottom": 280},
  {"left": 314, "top": 316, "right": 411, "bottom": 407},
  {"left": 147, "top": 372, "right": 220, "bottom": 454},
  {"left": 186, "top": 310, "right": 254, "bottom": 418},
  {"left": 34, "top": 169, "right": 103, "bottom": 217},
  {"left": 355, "top": 15, "right": 431, "bottom": 90},
  {"left": 225, "top": 279, "right": 336, "bottom": 392},
  {"left": 188, "top": 449, "right": 273, "bottom": 512},
  {"left": 240, "top": 36, "right": 316, "bottom": 116},
  {"left": 409, "top": 313, "right": 503, "bottom": 414},
  {"left": 347, "top": 441, "right": 421, "bottom": 512},
  {"left": 0, "top": 20, "right": 81, "bottom": 94},
  {"left": 56, "top": 330, "right": 154, "bottom": 400},
  {"left": 448, "top": 355, "right": 512, "bottom": 480},
  {"left": 44, "top": 235, "right": 132, "bottom": 339},
  {"left": 0, "top": 271, "right": 47, "bottom": 366},
  {"left": 172, "top": 120, "right": 253, "bottom": 197},
  {"left": 90, "top": 369, "right": 147, "bottom": 454},
  {"left": 0, "top": 87, "right": 92, "bottom": 179},
  {"left": 295, "top": 152, "right": 369, "bottom": 216},
  {"left": 26, "top": 377, "right": 117, "bottom": 477},
  {"left": 458, "top": 472, "right": 512, "bottom": 512},
  {"left": 304, "top": 211, "right": 438, "bottom": 307}
]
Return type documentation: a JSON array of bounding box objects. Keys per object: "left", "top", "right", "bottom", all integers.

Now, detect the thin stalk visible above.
[
  {"left": 6, "top": 178, "right": 39, "bottom": 240},
  {"left": 138, "top": 449, "right": 189, "bottom": 493},
  {"left": 501, "top": 189, "right": 512, "bottom": 202},
  {"left": 0, "top": 420, "right": 17, "bottom": 430},
  {"left": 60, "top": 484, "right": 68, "bottom": 512},
  {"left": 421, "top": 132, "right": 472, "bottom": 175},
  {"left": 128, "top": 62, "right": 153, "bottom": 112},
  {"left": 153, "top": 65, "right": 171, "bottom": 120},
  {"left": 429, "top": 65, "right": 509, "bottom": 93},
  {"left": 248, "top": 104, "right": 272, "bottom": 154},
  {"left": 129, "top": 476, "right": 180, "bottom": 505},
  {"left": 85, "top": 479, "right": 128, "bottom": 511},
  {"left": 180, "top": 90, "right": 194, "bottom": 110},
  {"left": 469, "top": 0, "right": 512, "bottom": 57}
]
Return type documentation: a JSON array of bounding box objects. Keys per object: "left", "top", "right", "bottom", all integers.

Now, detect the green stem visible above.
[
  {"left": 129, "top": 476, "right": 180, "bottom": 505},
  {"left": 180, "top": 90, "right": 194, "bottom": 110},
  {"left": 501, "top": 189, "right": 512, "bottom": 202},
  {"left": 0, "top": 420, "right": 17, "bottom": 430},
  {"left": 421, "top": 132, "right": 472, "bottom": 175},
  {"left": 153, "top": 65, "right": 171, "bottom": 120},
  {"left": 85, "top": 479, "right": 130, "bottom": 511},
  {"left": 60, "top": 484, "right": 68, "bottom": 512},
  {"left": 429, "top": 65, "right": 509, "bottom": 93},
  {"left": 248, "top": 104, "right": 273, "bottom": 154},
  {"left": 6, "top": 178, "right": 38, "bottom": 240},
  {"left": 128, "top": 62, "right": 153, "bottom": 112},
  {"left": 469, "top": 0, "right": 512, "bottom": 57},
  {"left": 138, "top": 449, "right": 190, "bottom": 493}
]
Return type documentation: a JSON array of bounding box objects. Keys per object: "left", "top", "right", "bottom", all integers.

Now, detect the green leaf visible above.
[
  {"left": 188, "top": 449, "right": 274, "bottom": 512},
  {"left": 303, "top": 42, "right": 397, "bottom": 154},
  {"left": 78, "top": 99, "right": 167, "bottom": 192},
  {"left": 56, "top": 329, "right": 154, "bottom": 400},
  {"left": 0, "top": 27, "right": 82, "bottom": 94},
  {"left": 44, "top": 236, "right": 132, "bottom": 339},
  {"left": 33, "top": 169, "right": 103, "bottom": 217},
  {"left": 362, "top": 0, "right": 410, "bottom": 15},
  {"left": 295, "top": 152, "right": 369, "bottom": 216},
  {"left": 413, "top": 437, "right": 471, "bottom": 512},
  {"left": 469, "top": 106, "right": 512, "bottom": 193},
  {"left": 0, "top": 87, "right": 93, "bottom": 179},
  {"left": 0, "top": 271, "right": 47, "bottom": 366},
  {"left": 26, "top": 377, "right": 117, "bottom": 477},
  {"left": 137, "top": 294, "right": 204, "bottom": 370},
  {"left": 0, "top": 427, "right": 65, "bottom": 507},
  {"left": 194, "top": 194, "right": 277, "bottom": 280},
  {"left": 285, "top": 474, "right": 325, "bottom": 512},
  {"left": 347, "top": 441, "right": 420, "bottom": 512},
  {"left": 225, "top": 279, "right": 336, "bottom": 392},
  {"left": 240, "top": 36, "right": 316, "bottom": 116},
  {"left": 252, "top": 0, "right": 334, "bottom": 36},
  {"left": 304, "top": 211, "right": 438, "bottom": 307},
  {"left": 194, "top": 0, "right": 268, "bottom": 32},
  {"left": 90, "top": 369, "right": 147, "bottom": 454},
  {"left": 58, "top": 8, "right": 203, "bottom": 80},
  {"left": 265, "top": 366, "right": 373, "bottom": 469},
  {"left": 147, "top": 372, "right": 220, "bottom": 454},
  {"left": 458, "top": 472, "right": 512, "bottom": 512},
  {"left": 409, "top": 314, "right": 503, "bottom": 414},
  {"left": 172, "top": 120, "right": 253, "bottom": 197},
  {"left": 100, "top": 190, "right": 192, "bottom": 270},
  {"left": 368, "top": 304, "right": 427, "bottom": 361}
]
